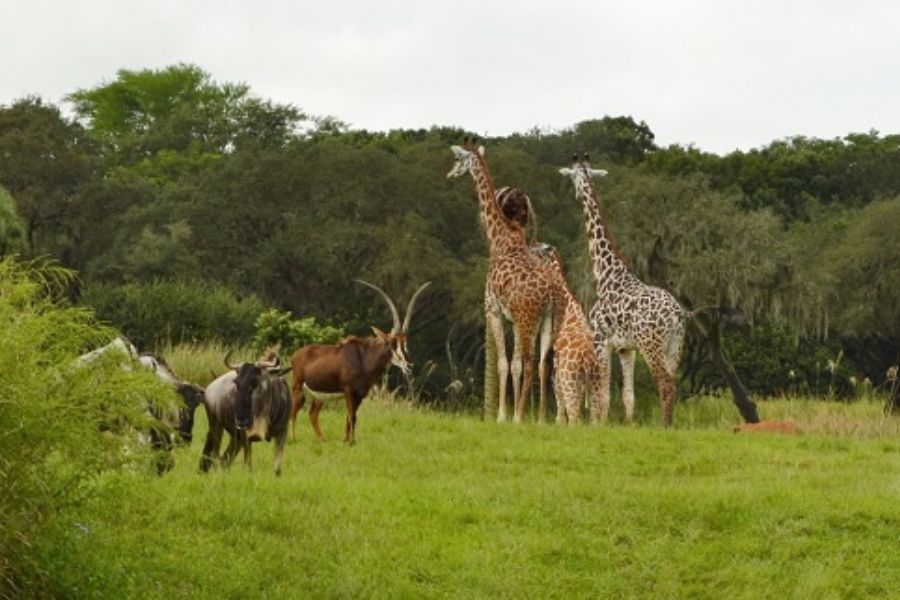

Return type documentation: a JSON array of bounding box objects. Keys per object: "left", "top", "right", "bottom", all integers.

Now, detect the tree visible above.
[
  {"left": 66, "top": 64, "right": 307, "bottom": 175},
  {"left": 0, "top": 187, "right": 26, "bottom": 256},
  {"left": 0, "top": 97, "right": 96, "bottom": 257}
]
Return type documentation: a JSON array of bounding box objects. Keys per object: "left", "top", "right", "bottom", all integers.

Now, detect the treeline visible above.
[{"left": 1, "top": 63, "right": 898, "bottom": 405}]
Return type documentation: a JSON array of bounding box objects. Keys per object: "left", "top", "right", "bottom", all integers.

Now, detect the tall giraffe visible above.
[
  {"left": 529, "top": 242, "right": 610, "bottom": 424},
  {"left": 448, "top": 141, "right": 564, "bottom": 423},
  {"left": 560, "top": 156, "right": 686, "bottom": 426},
  {"left": 487, "top": 186, "right": 553, "bottom": 420}
]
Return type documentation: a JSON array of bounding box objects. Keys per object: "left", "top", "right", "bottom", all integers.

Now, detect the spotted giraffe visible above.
[
  {"left": 486, "top": 186, "right": 553, "bottom": 420},
  {"left": 495, "top": 188, "right": 609, "bottom": 424},
  {"left": 448, "top": 141, "right": 565, "bottom": 423},
  {"left": 560, "top": 156, "right": 687, "bottom": 426},
  {"left": 529, "top": 242, "right": 610, "bottom": 424}
]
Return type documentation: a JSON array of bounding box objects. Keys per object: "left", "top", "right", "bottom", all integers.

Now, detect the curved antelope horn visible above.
[
  {"left": 356, "top": 279, "right": 402, "bottom": 333},
  {"left": 223, "top": 350, "right": 239, "bottom": 370},
  {"left": 402, "top": 281, "right": 432, "bottom": 333}
]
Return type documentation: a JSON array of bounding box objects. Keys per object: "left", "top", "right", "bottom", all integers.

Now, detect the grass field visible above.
[{"left": 28, "top": 392, "right": 900, "bottom": 599}]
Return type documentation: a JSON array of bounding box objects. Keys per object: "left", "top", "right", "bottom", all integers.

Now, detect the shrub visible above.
[
  {"left": 252, "top": 309, "right": 345, "bottom": 356},
  {"left": 0, "top": 257, "right": 173, "bottom": 594},
  {"left": 80, "top": 279, "right": 266, "bottom": 349}
]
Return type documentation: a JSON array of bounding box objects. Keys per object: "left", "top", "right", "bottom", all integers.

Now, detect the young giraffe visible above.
[
  {"left": 560, "top": 155, "right": 687, "bottom": 426},
  {"left": 448, "top": 141, "right": 565, "bottom": 423},
  {"left": 496, "top": 188, "right": 609, "bottom": 424}
]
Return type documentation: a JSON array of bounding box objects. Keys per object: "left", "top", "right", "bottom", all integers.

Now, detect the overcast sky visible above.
[{"left": 3, "top": 0, "right": 899, "bottom": 154}]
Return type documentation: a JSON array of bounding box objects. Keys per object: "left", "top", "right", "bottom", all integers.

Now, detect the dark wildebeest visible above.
[
  {"left": 77, "top": 336, "right": 203, "bottom": 473},
  {"left": 137, "top": 353, "right": 204, "bottom": 445},
  {"left": 289, "top": 280, "right": 431, "bottom": 444},
  {"left": 200, "top": 351, "right": 292, "bottom": 475}
]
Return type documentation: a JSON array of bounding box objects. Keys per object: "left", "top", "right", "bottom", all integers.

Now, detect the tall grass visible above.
[{"left": 23, "top": 384, "right": 900, "bottom": 598}]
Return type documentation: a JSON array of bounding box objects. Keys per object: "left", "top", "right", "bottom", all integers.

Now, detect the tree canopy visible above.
[{"left": 2, "top": 63, "right": 899, "bottom": 404}]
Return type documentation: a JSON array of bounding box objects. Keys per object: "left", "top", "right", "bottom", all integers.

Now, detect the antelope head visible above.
[{"left": 355, "top": 279, "right": 432, "bottom": 377}]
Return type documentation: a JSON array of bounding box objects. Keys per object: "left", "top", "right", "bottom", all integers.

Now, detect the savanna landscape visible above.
[{"left": 2, "top": 64, "right": 900, "bottom": 598}]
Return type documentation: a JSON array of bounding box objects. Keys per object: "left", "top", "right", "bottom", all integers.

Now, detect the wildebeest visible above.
[
  {"left": 137, "top": 353, "right": 204, "bottom": 445},
  {"left": 200, "top": 351, "right": 292, "bottom": 475},
  {"left": 76, "top": 336, "right": 203, "bottom": 473},
  {"left": 289, "top": 280, "right": 431, "bottom": 444}
]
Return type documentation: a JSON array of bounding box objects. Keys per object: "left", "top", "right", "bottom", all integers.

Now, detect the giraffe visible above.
[
  {"left": 448, "top": 141, "right": 565, "bottom": 423},
  {"left": 560, "top": 156, "right": 687, "bottom": 426},
  {"left": 495, "top": 187, "right": 608, "bottom": 424},
  {"left": 529, "top": 242, "right": 610, "bottom": 424},
  {"left": 486, "top": 186, "right": 553, "bottom": 420}
]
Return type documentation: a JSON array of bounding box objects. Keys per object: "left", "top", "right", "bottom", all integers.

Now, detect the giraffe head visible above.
[
  {"left": 447, "top": 139, "right": 485, "bottom": 179},
  {"left": 559, "top": 153, "right": 608, "bottom": 192}
]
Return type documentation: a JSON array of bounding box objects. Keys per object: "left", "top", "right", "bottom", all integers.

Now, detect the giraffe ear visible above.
[
  {"left": 477, "top": 145, "right": 485, "bottom": 156},
  {"left": 591, "top": 169, "right": 609, "bottom": 178},
  {"left": 559, "top": 167, "right": 574, "bottom": 176}
]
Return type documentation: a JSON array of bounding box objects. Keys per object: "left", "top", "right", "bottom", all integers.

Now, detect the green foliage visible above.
[
  {"left": 23, "top": 398, "right": 900, "bottom": 597},
  {"left": 0, "top": 186, "right": 26, "bottom": 256},
  {"left": 81, "top": 280, "right": 265, "bottom": 349},
  {"left": 66, "top": 63, "right": 307, "bottom": 172},
  {"left": 252, "top": 309, "right": 345, "bottom": 356},
  {"left": 686, "top": 325, "right": 855, "bottom": 398},
  {"left": 0, "top": 257, "right": 174, "bottom": 593},
  {"left": 0, "top": 96, "right": 96, "bottom": 256}
]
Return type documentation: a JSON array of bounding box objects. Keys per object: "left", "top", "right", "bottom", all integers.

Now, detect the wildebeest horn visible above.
[
  {"left": 355, "top": 279, "right": 401, "bottom": 333},
  {"left": 223, "top": 350, "right": 239, "bottom": 370},
  {"left": 402, "top": 281, "right": 432, "bottom": 333}
]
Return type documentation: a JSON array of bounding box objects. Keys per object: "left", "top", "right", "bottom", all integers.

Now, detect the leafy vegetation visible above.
[{"left": 0, "top": 257, "right": 176, "bottom": 593}]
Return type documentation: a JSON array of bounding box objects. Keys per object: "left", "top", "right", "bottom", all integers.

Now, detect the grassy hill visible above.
[{"left": 30, "top": 395, "right": 900, "bottom": 598}]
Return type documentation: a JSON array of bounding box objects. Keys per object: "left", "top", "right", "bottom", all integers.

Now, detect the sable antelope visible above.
[
  {"left": 289, "top": 280, "right": 431, "bottom": 444},
  {"left": 200, "top": 351, "right": 292, "bottom": 475}
]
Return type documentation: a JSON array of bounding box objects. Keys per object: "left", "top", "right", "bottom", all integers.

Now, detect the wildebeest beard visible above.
[{"left": 233, "top": 363, "right": 263, "bottom": 432}]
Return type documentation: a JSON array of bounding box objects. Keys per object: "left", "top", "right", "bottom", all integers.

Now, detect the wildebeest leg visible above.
[
  {"left": 200, "top": 423, "right": 223, "bottom": 472},
  {"left": 242, "top": 437, "right": 253, "bottom": 470},
  {"left": 273, "top": 432, "right": 287, "bottom": 476},
  {"left": 222, "top": 432, "right": 242, "bottom": 468},
  {"left": 309, "top": 397, "right": 326, "bottom": 441}
]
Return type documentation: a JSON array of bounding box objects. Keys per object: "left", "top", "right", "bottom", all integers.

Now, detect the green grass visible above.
[{"left": 29, "top": 394, "right": 900, "bottom": 599}]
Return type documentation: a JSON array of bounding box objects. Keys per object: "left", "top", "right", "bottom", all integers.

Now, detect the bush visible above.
[
  {"left": 80, "top": 279, "right": 266, "bottom": 350},
  {"left": 0, "top": 257, "right": 174, "bottom": 594},
  {"left": 252, "top": 309, "right": 345, "bottom": 357}
]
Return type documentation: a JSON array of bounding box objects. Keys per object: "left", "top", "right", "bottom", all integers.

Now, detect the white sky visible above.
[{"left": 3, "top": 0, "right": 899, "bottom": 155}]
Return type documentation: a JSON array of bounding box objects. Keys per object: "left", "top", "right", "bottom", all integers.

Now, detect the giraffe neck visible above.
[
  {"left": 575, "top": 178, "right": 633, "bottom": 291},
  {"left": 470, "top": 156, "right": 523, "bottom": 253}
]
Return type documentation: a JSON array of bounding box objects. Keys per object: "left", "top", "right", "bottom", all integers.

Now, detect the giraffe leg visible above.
[
  {"left": 486, "top": 310, "right": 510, "bottom": 423},
  {"left": 648, "top": 357, "right": 677, "bottom": 427},
  {"left": 554, "top": 373, "right": 566, "bottom": 424},
  {"left": 516, "top": 325, "right": 540, "bottom": 424},
  {"left": 537, "top": 313, "right": 554, "bottom": 425},
  {"left": 596, "top": 346, "right": 611, "bottom": 424},
  {"left": 510, "top": 328, "right": 524, "bottom": 423},
  {"left": 619, "top": 348, "right": 637, "bottom": 423}
]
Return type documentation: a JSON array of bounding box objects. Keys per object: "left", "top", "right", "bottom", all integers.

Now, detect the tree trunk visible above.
[
  {"left": 483, "top": 326, "right": 499, "bottom": 420},
  {"left": 693, "top": 316, "right": 760, "bottom": 424}
]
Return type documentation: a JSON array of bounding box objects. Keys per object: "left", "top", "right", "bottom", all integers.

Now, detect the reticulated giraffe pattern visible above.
[
  {"left": 560, "top": 156, "right": 687, "bottom": 426},
  {"left": 448, "top": 141, "right": 565, "bottom": 423}
]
